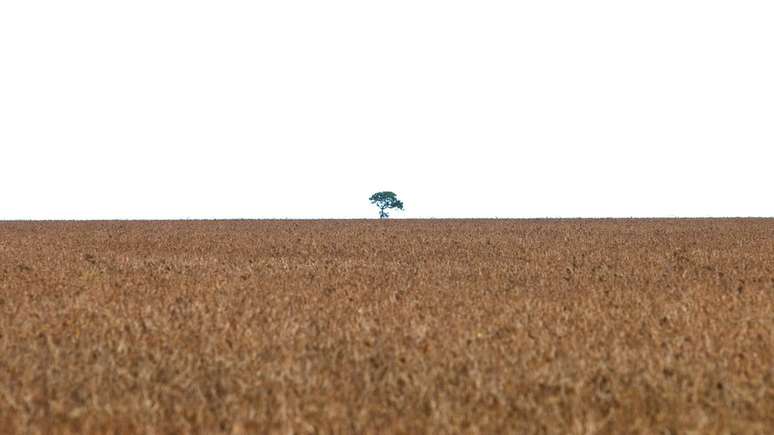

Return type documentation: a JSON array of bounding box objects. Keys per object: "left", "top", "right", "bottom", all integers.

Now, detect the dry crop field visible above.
[{"left": 0, "top": 219, "right": 773, "bottom": 434}]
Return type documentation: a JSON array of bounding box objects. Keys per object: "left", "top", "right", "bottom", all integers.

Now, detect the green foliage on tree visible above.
[{"left": 369, "top": 191, "right": 404, "bottom": 219}]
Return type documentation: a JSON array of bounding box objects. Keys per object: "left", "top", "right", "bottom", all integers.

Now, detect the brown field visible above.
[{"left": 1, "top": 219, "right": 773, "bottom": 434}]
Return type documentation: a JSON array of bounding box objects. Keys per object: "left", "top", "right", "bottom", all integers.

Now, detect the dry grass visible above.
[{"left": 0, "top": 219, "right": 773, "bottom": 434}]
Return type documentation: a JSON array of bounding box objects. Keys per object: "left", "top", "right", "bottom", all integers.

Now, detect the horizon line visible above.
[{"left": 2, "top": 216, "right": 773, "bottom": 223}]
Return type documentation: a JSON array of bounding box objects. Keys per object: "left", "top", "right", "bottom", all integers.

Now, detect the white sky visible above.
[{"left": 1, "top": 1, "right": 772, "bottom": 219}]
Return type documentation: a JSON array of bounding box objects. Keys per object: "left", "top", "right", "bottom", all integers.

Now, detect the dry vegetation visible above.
[{"left": 1, "top": 219, "right": 773, "bottom": 434}]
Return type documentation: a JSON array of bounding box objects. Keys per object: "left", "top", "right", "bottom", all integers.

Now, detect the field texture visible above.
[{"left": 1, "top": 219, "right": 773, "bottom": 434}]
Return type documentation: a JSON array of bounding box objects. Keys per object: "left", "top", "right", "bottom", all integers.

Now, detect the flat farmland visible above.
[{"left": 1, "top": 219, "right": 773, "bottom": 434}]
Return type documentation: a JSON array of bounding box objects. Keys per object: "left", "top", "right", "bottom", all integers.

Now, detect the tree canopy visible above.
[{"left": 369, "top": 191, "right": 404, "bottom": 219}]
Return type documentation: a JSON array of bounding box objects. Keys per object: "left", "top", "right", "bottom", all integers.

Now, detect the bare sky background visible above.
[{"left": 1, "top": 1, "right": 772, "bottom": 219}]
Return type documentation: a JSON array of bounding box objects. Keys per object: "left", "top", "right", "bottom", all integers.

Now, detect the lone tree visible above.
[{"left": 369, "top": 191, "right": 404, "bottom": 219}]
